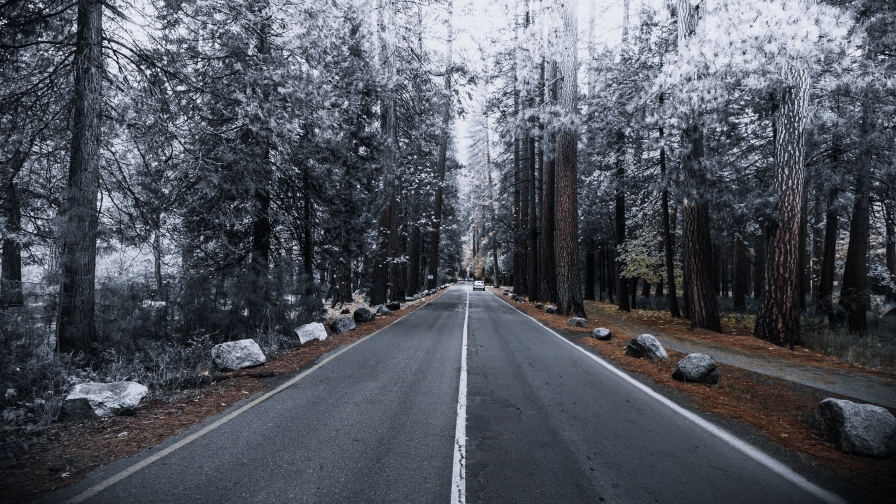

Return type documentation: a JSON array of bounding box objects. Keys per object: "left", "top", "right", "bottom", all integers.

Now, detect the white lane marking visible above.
[
  {"left": 450, "top": 285, "right": 470, "bottom": 504},
  {"left": 488, "top": 291, "right": 846, "bottom": 504},
  {"left": 62, "top": 290, "right": 454, "bottom": 504}
]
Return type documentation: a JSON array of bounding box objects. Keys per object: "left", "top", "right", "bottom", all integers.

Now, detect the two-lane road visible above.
[{"left": 49, "top": 285, "right": 842, "bottom": 504}]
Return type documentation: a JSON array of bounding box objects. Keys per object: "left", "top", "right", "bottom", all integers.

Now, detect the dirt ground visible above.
[
  {"left": 0, "top": 289, "right": 448, "bottom": 504},
  {"left": 492, "top": 288, "right": 896, "bottom": 504}
]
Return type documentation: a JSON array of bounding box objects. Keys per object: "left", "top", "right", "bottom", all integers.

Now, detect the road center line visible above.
[
  {"left": 450, "top": 286, "right": 469, "bottom": 504},
  {"left": 61, "top": 293, "right": 447, "bottom": 504},
  {"left": 488, "top": 290, "right": 846, "bottom": 504}
]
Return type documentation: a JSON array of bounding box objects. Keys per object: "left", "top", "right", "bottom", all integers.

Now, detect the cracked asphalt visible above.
[{"left": 46, "top": 285, "right": 839, "bottom": 503}]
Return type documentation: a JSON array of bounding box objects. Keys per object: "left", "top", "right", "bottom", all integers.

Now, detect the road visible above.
[{"left": 49, "top": 284, "right": 842, "bottom": 504}]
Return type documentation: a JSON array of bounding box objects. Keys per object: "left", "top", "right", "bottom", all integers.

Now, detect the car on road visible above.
[{"left": 473, "top": 280, "right": 485, "bottom": 291}]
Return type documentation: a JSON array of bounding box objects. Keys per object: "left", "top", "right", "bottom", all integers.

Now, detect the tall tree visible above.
[
  {"left": 57, "top": 0, "right": 103, "bottom": 352},
  {"left": 553, "top": 0, "right": 583, "bottom": 316},
  {"left": 428, "top": 0, "right": 453, "bottom": 290},
  {"left": 676, "top": 0, "right": 720, "bottom": 332},
  {"left": 755, "top": 62, "right": 811, "bottom": 348}
]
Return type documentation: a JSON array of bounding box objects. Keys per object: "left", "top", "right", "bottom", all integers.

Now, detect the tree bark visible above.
[
  {"left": 584, "top": 249, "right": 595, "bottom": 300},
  {"left": 885, "top": 201, "right": 895, "bottom": 304},
  {"left": 680, "top": 124, "right": 720, "bottom": 332},
  {"left": 616, "top": 129, "right": 630, "bottom": 312},
  {"left": 527, "top": 135, "right": 538, "bottom": 300},
  {"left": 839, "top": 100, "right": 872, "bottom": 334},
  {"left": 58, "top": 0, "right": 102, "bottom": 353},
  {"left": 1, "top": 149, "right": 26, "bottom": 308},
  {"left": 755, "top": 63, "right": 810, "bottom": 348},
  {"left": 661, "top": 124, "right": 681, "bottom": 316},
  {"left": 733, "top": 232, "right": 749, "bottom": 310},
  {"left": 538, "top": 62, "right": 558, "bottom": 304}
]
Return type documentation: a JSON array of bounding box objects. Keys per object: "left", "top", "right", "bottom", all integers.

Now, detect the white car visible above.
[{"left": 472, "top": 280, "right": 485, "bottom": 291}]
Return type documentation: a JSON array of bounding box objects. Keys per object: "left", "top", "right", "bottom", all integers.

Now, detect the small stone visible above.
[
  {"left": 592, "top": 328, "right": 612, "bottom": 340},
  {"left": 567, "top": 317, "right": 587, "bottom": 328},
  {"left": 819, "top": 398, "right": 896, "bottom": 457},
  {"left": 340, "top": 308, "right": 350, "bottom": 315},
  {"left": 353, "top": 307, "right": 376, "bottom": 323},
  {"left": 406, "top": 296, "right": 416, "bottom": 302},
  {"left": 331, "top": 316, "right": 356, "bottom": 334},
  {"left": 376, "top": 305, "right": 391, "bottom": 315},
  {"left": 672, "top": 353, "right": 720, "bottom": 384},
  {"left": 386, "top": 302, "right": 401, "bottom": 311},
  {"left": 294, "top": 322, "right": 328, "bottom": 345},
  {"left": 212, "top": 339, "right": 267, "bottom": 371},
  {"left": 624, "top": 334, "right": 668, "bottom": 362},
  {"left": 535, "top": 303, "right": 544, "bottom": 309},
  {"left": 545, "top": 305, "right": 557, "bottom": 314}
]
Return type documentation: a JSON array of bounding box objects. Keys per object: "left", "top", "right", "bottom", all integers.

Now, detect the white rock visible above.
[
  {"left": 672, "top": 353, "right": 720, "bottom": 384},
  {"left": 376, "top": 305, "right": 391, "bottom": 315},
  {"left": 819, "top": 398, "right": 896, "bottom": 457},
  {"left": 624, "top": 334, "right": 668, "bottom": 361},
  {"left": 294, "top": 322, "right": 328, "bottom": 345},
  {"left": 592, "top": 328, "right": 613, "bottom": 340},
  {"left": 567, "top": 317, "right": 588, "bottom": 328},
  {"left": 62, "top": 381, "right": 148, "bottom": 419},
  {"left": 211, "top": 339, "right": 266, "bottom": 370}
]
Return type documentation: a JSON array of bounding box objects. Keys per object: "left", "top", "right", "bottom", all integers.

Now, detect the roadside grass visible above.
[
  {"left": 492, "top": 288, "right": 896, "bottom": 503},
  {"left": 0, "top": 288, "right": 449, "bottom": 504}
]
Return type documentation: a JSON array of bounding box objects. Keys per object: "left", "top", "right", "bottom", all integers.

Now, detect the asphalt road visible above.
[{"left": 49, "top": 284, "right": 841, "bottom": 504}]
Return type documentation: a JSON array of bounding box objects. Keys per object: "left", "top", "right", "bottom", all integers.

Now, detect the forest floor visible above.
[
  {"left": 491, "top": 288, "right": 896, "bottom": 504},
  {"left": 0, "top": 288, "right": 450, "bottom": 504}
]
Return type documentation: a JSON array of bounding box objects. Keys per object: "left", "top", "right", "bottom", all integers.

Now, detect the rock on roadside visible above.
[
  {"left": 61, "top": 381, "right": 148, "bottom": 421},
  {"left": 331, "top": 316, "right": 357, "bottom": 334},
  {"left": 592, "top": 328, "right": 612, "bottom": 340},
  {"left": 624, "top": 334, "right": 668, "bottom": 362},
  {"left": 212, "top": 339, "right": 266, "bottom": 371},
  {"left": 386, "top": 302, "right": 401, "bottom": 311},
  {"left": 672, "top": 353, "right": 720, "bottom": 384},
  {"left": 819, "top": 398, "right": 896, "bottom": 457},
  {"left": 376, "top": 305, "right": 391, "bottom": 316},
  {"left": 294, "top": 322, "right": 328, "bottom": 345},
  {"left": 545, "top": 305, "right": 557, "bottom": 314},
  {"left": 567, "top": 317, "right": 587, "bottom": 328},
  {"left": 354, "top": 307, "right": 376, "bottom": 323}
]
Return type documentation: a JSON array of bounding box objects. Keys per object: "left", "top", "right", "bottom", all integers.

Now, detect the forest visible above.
[{"left": 1, "top": 0, "right": 895, "bottom": 424}]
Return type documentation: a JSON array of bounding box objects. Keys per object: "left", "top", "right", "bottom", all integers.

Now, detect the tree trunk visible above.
[
  {"left": 372, "top": 0, "right": 395, "bottom": 306},
  {"left": 408, "top": 191, "right": 420, "bottom": 294},
  {"left": 584, "top": 249, "right": 595, "bottom": 300},
  {"left": 677, "top": 0, "right": 719, "bottom": 332},
  {"left": 733, "top": 232, "right": 748, "bottom": 310},
  {"left": 797, "top": 184, "right": 808, "bottom": 311},
  {"left": 616, "top": 129, "right": 630, "bottom": 312},
  {"left": 1, "top": 149, "right": 26, "bottom": 308},
  {"left": 58, "top": 0, "right": 103, "bottom": 353},
  {"left": 755, "top": 63, "right": 810, "bottom": 348},
  {"left": 680, "top": 124, "right": 720, "bottom": 332},
  {"left": 885, "top": 201, "right": 895, "bottom": 304},
  {"left": 527, "top": 136, "right": 538, "bottom": 300},
  {"left": 661, "top": 130, "right": 680, "bottom": 316},
  {"left": 538, "top": 62, "right": 558, "bottom": 304},
  {"left": 839, "top": 101, "right": 872, "bottom": 334},
  {"left": 553, "top": 0, "right": 582, "bottom": 316}
]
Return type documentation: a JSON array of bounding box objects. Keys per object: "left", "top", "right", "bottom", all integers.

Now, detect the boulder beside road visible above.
[
  {"left": 624, "top": 334, "right": 668, "bottom": 362},
  {"left": 592, "top": 328, "right": 612, "bottom": 340},
  {"left": 212, "top": 339, "right": 267, "bottom": 371},
  {"left": 331, "top": 316, "right": 357, "bottom": 334},
  {"left": 61, "top": 381, "right": 148, "bottom": 420},
  {"left": 819, "top": 398, "right": 896, "bottom": 457},
  {"left": 295, "top": 322, "right": 328, "bottom": 345},
  {"left": 567, "top": 317, "right": 587, "bottom": 328},
  {"left": 354, "top": 307, "right": 376, "bottom": 323},
  {"left": 672, "top": 353, "right": 720, "bottom": 384}
]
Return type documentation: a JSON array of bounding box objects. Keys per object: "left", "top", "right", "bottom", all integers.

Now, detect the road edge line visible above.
[
  {"left": 450, "top": 285, "right": 469, "bottom": 504},
  {"left": 488, "top": 291, "right": 846, "bottom": 504},
  {"left": 62, "top": 288, "right": 454, "bottom": 504}
]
